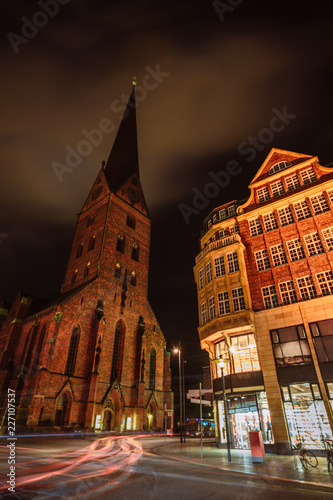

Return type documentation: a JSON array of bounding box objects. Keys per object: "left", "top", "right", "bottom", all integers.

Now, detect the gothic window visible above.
[
  {"left": 84, "top": 262, "right": 90, "bottom": 277},
  {"left": 132, "top": 242, "right": 139, "bottom": 261},
  {"left": 71, "top": 269, "right": 78, "bottom": 284},
  {"left": 88, "top": 235, "right": 96, "bottom": 251},
  {"left": 117, "top": 234, "right": 125, "bottom": 253},
  {"left": 76, "top": 242, "right": 84, "bottom": 258},
  {"left": 126, "top": 215, "right": 136, "bottom": 229},
  {"left": 149, "top": 349, "right": 156, "bottom": 390},
  {"left": 114, "top": 263, "right": 121, "bottom": 279},
  {"left": 87, "top": 215, "right": 95, "bottom": 227},
  {"left": 110, "top": 321, "right": 125, "bottom": 383},
  {"left": 32, "top": 324, "right": 47, "bottom": 372},
  {"left": 131, "top": 271, "right": 136, "bottom": 286},
  {"left": 65, "top": 326, "right": 79, "bottom": 376}
]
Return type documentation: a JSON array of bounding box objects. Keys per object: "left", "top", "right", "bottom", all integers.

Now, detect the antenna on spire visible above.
[{"left": 132, "top": 76, "right": 137, "bottom": 86}]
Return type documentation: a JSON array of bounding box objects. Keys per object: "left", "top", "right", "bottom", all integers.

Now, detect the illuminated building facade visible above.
[
  {"left": 0, "top": 88, "right": 173, "bottom": 432},
  {"left": 194, "top": 149, "right": 333, "bottom": 453}
]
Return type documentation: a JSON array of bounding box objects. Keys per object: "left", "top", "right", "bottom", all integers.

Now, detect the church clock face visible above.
[{"left": 127, "top": 186, "right": 139, "bottom": 202}]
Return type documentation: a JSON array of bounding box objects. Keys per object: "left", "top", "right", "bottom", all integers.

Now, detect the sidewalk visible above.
[{"left": 153, "top": 438, "right": 333, "bottom": 491}]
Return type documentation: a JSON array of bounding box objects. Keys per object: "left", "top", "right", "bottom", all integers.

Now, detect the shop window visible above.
[
  {"left": 270, "top": 325, "right": 312, "bottom": 367},
  {"left": 116, "top": 234, "right": 125, "bottom": 253},
  {"left": 214, "top": 340, "right": 231, "bottom": 375},
  {"left": 310, "top": 319, "right": 333, "bottom": 362},
  {"left": 231, "top": 333, "right": 260, "bottom": 373}
]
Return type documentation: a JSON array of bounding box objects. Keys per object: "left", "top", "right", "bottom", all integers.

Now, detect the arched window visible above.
[
  {"left": 116, "top": 233, "right": 125, "bottom": 253},
  {"left": 76, "top": 242, "right": 84, "bottom": 258},
  {"left": 126, "top": 215, "right": 136, "bottom": 229},
  {"left": 87, "top": 215, "right": 95, "bottom": 227},
  {"left": 132, "top": 242, "right": 139, "bottom": 261},
  {"left": 71, "top": 269, "right": 78, "bottom": 284},
  {"left": 130, "top": 271, "right": 136, "bottom": 286},
  {"left": 65, "top": 326, "right": 79, "bottom": 376},
  {"left": 32, "top": 323, "right": 46, "bottom": 372},
  {"left": 88, "top": 235, "right": 96, "bottom": 251},
  {"left": 149, "top": 348, "right": 156, "bottom": 390},
  {"left": 110, "top": 321, "right": 125, "bottom": 383},
  {"left": 84, "top": 262, "right": 90, "bottom": 277},
  {"left": 114, "top": 263, "right": 121, "bottom": 279}
]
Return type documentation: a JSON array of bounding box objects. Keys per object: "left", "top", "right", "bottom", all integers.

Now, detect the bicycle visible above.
[
  {"left": 293, "top": 442, "right": 318, "bottom": 470},
  {"left": 324, "top": 440, "right": 333, "bottom": 472}
]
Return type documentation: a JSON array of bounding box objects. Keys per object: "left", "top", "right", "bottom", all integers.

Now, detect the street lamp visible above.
[
  {"left": 174, "top": 343, "right": 185, "bottom": 443},
  {"left": 212, "top": 355, "right": 231, "bottom": 462}
]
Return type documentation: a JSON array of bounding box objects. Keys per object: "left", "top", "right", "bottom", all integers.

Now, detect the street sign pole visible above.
[{"left": 199, "top": 382, "right": 203, "bottom": 459}]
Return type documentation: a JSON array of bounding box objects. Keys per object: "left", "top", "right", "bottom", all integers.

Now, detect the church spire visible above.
[{"left": 103, "top": 85, "right": 140, "bottom": 192}]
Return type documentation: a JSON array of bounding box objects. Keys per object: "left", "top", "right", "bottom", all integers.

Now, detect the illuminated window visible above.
[
  {"left": 76, "top": 242, "right": 84, "bottom": 258},
  {"left": 198, "top": 268, "right": 204, "bottom": 289},
  {"left": 206, "top": 261, "right": 212, "bottom": 283},
  {"left": 327, "top": 190, "right": 333, "bottom": 206},
  {"left": 219, "top": 228, "right": 229, "bottom": 238},
  {"left": 71, "top": 269, "right": 77, "bottom": 284},
  {"left": 270, "top": 180, "right": 285, "bottom": 197},
  {"left": 300, "top": 168, "right": 317, "bottom": 185},
  {"left": 294, "top": 200, "right": 311, "bottom": 220},
  {"left": 231, "top": 334, "right": 260, "bottom": 373},
  {"left": 84, "top": 262, "right": 90, "bottom": 277},
  {"left": 227, "top": 251, "right": 239, "bottom": 273},
  {"left": 279, "top": 281, "right": 297, "bottom": 305},
  {"left": 304, "top": 232, "right": 324, "bottom": 257},
  {"left": 228, "top": 205, "right": 236, "bottom": 216},
  {"left": 257, "top": 186, "right": 270, "bottom": 203},
  {"left": 219, "top": 209, "right": 227, "bottom": 220},
  {"left": 232, "top": 287, "right": 245, "bottom": 312},
  {"left": 262, "top": 285, "right": 279, "bottom": 309},
  {"left": 322, "top": 227, "right": 333, "bottom": 251},
  {"left": 310, "top": 319, "right": 333, "bottom": 362},
  {"left": 213, "top": 214, "right": 217, "bottom": 223},
  {"left": 116, "top": 233, "right": 125, "bottom": 253},
  {"left": 65, "top": 326, "right": 79, "bottom": 376},
  {"left": 230, "top": 225, "right": 239, "bottom": 234},
  {"left": 114, "top": 263, "right": 121, "bottom": 278},
  {"left": 214, "top": 255, "right": 225, "bottom": 278},
  {"left": 297, "top": 276, "right": 317, "bottom": 300},
  {"left": 208, "top": 220, "right": 212, "bottom": 229},
  {"left": 270, "top": 244, "right": 287, "bottom": 267},
  {"left": 287, "top": 238, "right": 305, "bottom": 261},
  {"left": 278, "top": 206, "right": 294, "bottom": 226},
  {"left": 132, "top": 242, "right": 139, "bottom": 261},
  {"left": 208, "top": 296, "right": 215, "bottom": 320},
  {"left": 270, "top": 325, "right": 312, "bottom": 367},
  {"left": 316, "top": 271, "right": 333, "bottom": 296},
  {"left": 130, "top": 271, "right": 136, "bottom": 286},
  {"left": 201, "top": 302, "right": 207, "bottom": 325},
  {"left": 310, "top": 194, "right": 329, "bottom": 214},
  {"left": 88, "top": 235, "right": 96, "bottom": 251},
  {"left": 249, "top": 218, "right": 263, "bottom": 236},
  {"left": 263, "top": 212, "right": 278, "bottom": 232},
  {"left": 218, "top": 291, "right": 230, "bottom": 315},
  {"left": 268, "top": 161, "right": 292, "bottom": 176},
  {"left": 255, "top": 249, "right": 270, "bottom": 271},
  {"left": 214, "top": 340, "right": 231, "bottom": 375},
  {"left": 285, "top": 174, "right": 301, "bottom": 191}
]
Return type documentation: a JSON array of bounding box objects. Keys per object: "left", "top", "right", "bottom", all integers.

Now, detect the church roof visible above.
[{"left": 103, "top": 86, "right": 140, "bottom": 192}]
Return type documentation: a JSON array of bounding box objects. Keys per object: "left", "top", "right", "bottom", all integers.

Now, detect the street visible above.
[{"left": 0, "top": 435, "right": 332, "bottom": 499}]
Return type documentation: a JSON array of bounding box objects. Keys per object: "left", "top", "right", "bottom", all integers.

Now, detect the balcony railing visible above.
[{"left": 195, "top": 234, "right": 241, "bottom": 264}]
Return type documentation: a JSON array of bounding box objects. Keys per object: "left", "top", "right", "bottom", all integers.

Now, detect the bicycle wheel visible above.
[
  {"left": 305, "top": 451, "right": 318, "bottom": 468},
  {"left": 300, "top": 457, "right": 308, "bottom": 470}
]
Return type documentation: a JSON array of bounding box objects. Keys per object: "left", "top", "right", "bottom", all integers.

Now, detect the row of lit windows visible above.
[
  {"left": 205, "top": 225, "right": 239, "bottom": 246},
  {"left": 262, "top": 270, "right": 333, "bottom": 308},
  {"left": 207, "top": 204, "right": 237, "bottom": 229},
  {"left": 201, "top": 287, "right": 245, "bottom": 325},
  {"left": 199, "top": 251, "right": 239, "bottom": 289},
  {"left": 249, "top": 191, "right": 333, "bottom": 237},
  {"left": 117, "top": 234, "right": 140, "bottom": 261},
  {"left": 256, "top": 167, "right": 317, "bottom": 203},
  {"left": 254, "top": 228, "right": 333, "bottom": 272},
  {"left": 71, "top": 263, "right": 92, "bottom": 283}
]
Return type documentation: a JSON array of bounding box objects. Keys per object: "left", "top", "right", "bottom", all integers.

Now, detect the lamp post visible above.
[
  {"left": 213, "top": 355, "right": 231, "bottom": 462},
  {"left": 174, "top": 343, "right": 184, "bottom": 443}
]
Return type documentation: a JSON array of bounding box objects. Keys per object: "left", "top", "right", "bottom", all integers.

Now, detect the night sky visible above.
[{"left": 1, "top": 0, "right": 333, "bottom": 378}]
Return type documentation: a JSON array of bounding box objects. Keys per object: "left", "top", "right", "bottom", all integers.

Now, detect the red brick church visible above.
[{"left": 0, "top": 87, "right": 173, "bottom": 432}]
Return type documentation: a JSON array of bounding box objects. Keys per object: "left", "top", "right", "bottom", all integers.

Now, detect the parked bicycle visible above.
[
  {"left": 293, "top": 441, "right": 318, "bottom": 470},
  {"left": 324, "top": 440, "right": 333, "bottom": 472}
]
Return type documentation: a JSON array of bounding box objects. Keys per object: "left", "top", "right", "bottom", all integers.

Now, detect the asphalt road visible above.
[{"left": 0, "top": 435, "right": 332, "bottom": 499}]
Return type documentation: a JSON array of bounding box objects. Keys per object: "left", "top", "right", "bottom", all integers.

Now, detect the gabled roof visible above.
[
  {"left": 249, "top": 148, "right": 316, "bottom": 186},
  {"left": 103, "top": 86, "right": 140, "bottom": 192}
]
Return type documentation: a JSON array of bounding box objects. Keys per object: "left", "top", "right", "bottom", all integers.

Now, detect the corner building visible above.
[
  {"left": 194, "top": 149, "right": 333, "bottom": 454},
  {"left": 0, "top": 87, "right": 173, "bottom": 432}
]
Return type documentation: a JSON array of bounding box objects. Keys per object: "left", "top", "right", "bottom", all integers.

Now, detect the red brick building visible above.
[
  {"left": 0, "top": 87, "right": 173, "bottom": 432},
  {"left": 194, "top": 149, "right": 333, "bottom": 453}
]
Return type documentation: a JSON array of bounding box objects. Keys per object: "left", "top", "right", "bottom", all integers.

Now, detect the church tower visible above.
[{"left": 0, "top": 86, "right": 173, "bottom": 432}]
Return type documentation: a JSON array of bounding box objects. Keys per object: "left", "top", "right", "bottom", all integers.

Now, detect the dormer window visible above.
[
  {"left": 208, "top": 220, "right": 212, "bottom": 229},
  {"left": 300, "top": 168, "right": 317, "bottom": 185},
  {"left": 213, "top": 214, "right": 217, "bottom": 223},
  {"left": 228, "top": 205, "right": 236, "bottom": 216},
  {"left": 219, "top": 209, "right": 227, "bottom": 220},
  {"left": 268, "top": 161, "right": 292, "bottom": 176}
]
